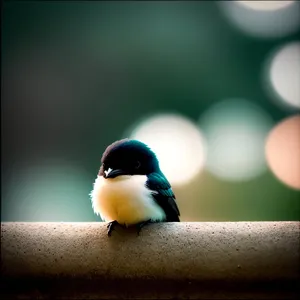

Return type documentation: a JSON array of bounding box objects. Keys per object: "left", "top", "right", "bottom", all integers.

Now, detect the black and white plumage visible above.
[{"left": 90, "top": 138, "right": 180, "bottom": 236}]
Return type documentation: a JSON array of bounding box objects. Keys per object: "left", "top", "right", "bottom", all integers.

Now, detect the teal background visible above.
[{"left": 1, "top": 1, "right": 299, "bottom": 221}]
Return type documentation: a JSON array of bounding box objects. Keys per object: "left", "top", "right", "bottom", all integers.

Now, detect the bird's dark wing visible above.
[{"left": 146, "top": 173, "right": 180, "bottom": 222}]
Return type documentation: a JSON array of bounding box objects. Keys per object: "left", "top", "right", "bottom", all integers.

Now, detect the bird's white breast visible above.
[{"left": 90, "top": 175, "right": 166, "bottom": 226}]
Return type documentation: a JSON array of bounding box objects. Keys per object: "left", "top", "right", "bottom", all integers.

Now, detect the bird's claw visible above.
[
  {"left": 107, "top": 220, "right": 118, "bottom": 237},
  {"left": 136, "top": 219, "right": 152, "bottom": 236}
]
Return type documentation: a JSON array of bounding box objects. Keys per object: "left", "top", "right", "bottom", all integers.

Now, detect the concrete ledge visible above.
[{"left": 1, "top": 222, "right": 299, "bottom": 299}]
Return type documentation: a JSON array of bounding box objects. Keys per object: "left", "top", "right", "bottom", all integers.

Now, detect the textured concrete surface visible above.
[{"left": 1, "top": 222, "right": 299, "bottom": 299}]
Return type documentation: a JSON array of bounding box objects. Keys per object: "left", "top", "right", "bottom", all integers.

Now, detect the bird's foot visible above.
[
  {"left": 136, "top": 219, "right": 152, "bottom": 236},
  {"left": 107, "top": 220, "right": 119, "bottom": 237}
]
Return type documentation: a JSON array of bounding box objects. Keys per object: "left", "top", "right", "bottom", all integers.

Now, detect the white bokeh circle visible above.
[
  {"left": 268, "top": 42, "right": 300, "bottom": 109},
  {"left": 199, "top": 99, "right": 273, "bottom": 182},
  {"left": 219, "top": 1, "right": 300, "bottom": 38},
  {"left": 129, "top": 113, "right": 206, "bottom": 186},
  {"left": 236, "top": 1, "right": 295, "bottom": 11}
]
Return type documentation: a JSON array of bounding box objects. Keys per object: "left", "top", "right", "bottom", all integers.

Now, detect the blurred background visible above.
[{"left": 1, "top": 1, "right": 300, "bottom": 222}]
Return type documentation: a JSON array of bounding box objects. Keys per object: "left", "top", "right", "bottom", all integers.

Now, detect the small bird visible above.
[{"left": 90, "top": 138, "right": 180, "bottom": 236}]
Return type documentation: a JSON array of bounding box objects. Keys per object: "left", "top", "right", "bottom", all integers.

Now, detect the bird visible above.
[{"left": 90, "top": 138, "right": 180, "bottom": 236}]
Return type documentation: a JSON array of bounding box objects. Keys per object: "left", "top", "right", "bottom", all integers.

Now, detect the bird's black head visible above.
[{"left": 99, "top": 139, "right": 160, "bottom": 179}]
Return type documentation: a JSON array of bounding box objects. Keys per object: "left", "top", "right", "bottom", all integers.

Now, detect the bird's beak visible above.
[{"left": 104, "top": 168, "right": 126, "bottom": 179}]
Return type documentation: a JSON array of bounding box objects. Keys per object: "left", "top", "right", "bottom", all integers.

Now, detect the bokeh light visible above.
[
  {"left": 267, "top": 42, "right": 300, "bottom": 109},
  {"left": 199, "top": 99, "right": 273, "bottom": 182},
  {"left": 266, "top": 115, "right": 300, "bottom": 190},
  {"left": 128, "top": 114, "right": 206, "bottom": 186},
  {"left": 236, "top": 1, "right": 295, "bottom": 11},
  {"left": 219, "top": 0, "right": 300, "bottom": 38},
  {"left": 2, "top": 161, "right": 92, "bottom": 221}
]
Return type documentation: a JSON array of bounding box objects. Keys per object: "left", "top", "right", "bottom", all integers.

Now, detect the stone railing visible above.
[{"left": 1, "top": 222, "right": 299, "bottom": 299}]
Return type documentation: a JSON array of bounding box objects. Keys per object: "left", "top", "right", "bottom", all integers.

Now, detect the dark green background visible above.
[{"left": 1, "top": 1, "right": 299, "bottom": 221}]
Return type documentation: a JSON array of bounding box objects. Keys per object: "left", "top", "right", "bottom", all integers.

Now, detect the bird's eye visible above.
[{"left": 135, "top": 161, "right": 141, "bottom": 169}]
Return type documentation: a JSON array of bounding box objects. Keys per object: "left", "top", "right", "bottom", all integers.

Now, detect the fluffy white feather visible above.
[{"left": 90, "top": 175, "right": 166, "bottom": 226}]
